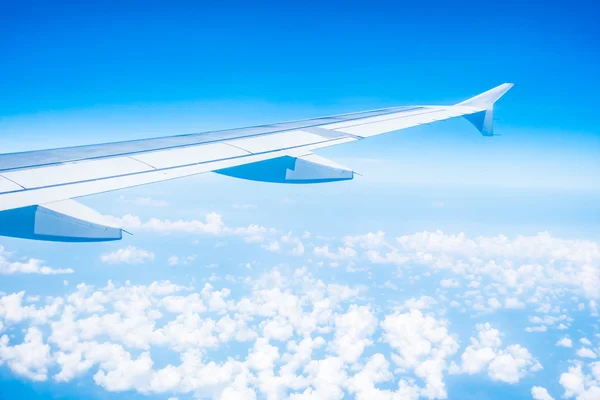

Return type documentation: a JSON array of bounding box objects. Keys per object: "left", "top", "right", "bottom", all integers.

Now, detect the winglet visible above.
[{"left": 457, "top": 83, "right": 514, "bottom": 136}]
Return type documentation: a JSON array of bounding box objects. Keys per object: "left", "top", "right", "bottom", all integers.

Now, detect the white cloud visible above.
[
  {"left": 0, "top": 327, "right": 52, "bottom": 381},
  {"left": 100, "top": 246, "right": 155, "bottom": 264},
  {"left": 105, "top": 213, "right": 273, "bottom": 243},
  {"left": 329, "top": 305, "right": 377, "bottom": 364},
  {"left": 531, "top": 386, "right": 554, "bottom": 400},
  {"left": 0, "top": 245, "right": 73, "bottom": 275},
  {"left": 557, "top": 337, "right": 573, "bottom": 348},
  {"left": 168, "top": 255, "right": 196, "bottom": 266},
  {"left": 451, "top": 323, "right": 540, "bottom": 384},
  {"left": 344, "top": 231, "right": 386, "bottom": 249},
  {"left": 280, "top": 232, "right": 305, "bottom": 256},
  {"left": 0, "top": 292, "right": 63, "bottom": 325},
  {"left": 261, "top": 240, "right": 281, "bottom": 253},
  {"left": 381, "top": 308, "right": 459, "bottom": 399},
  {"left": 559, "top": 363, "right": 600, "bottom": 399},
  {"left": 525, "top": 326, "right": 548, "bottom": 333},
  {"left": 353, "top": 231, "right": 600, "bottom": 304},
  {"left": 576, "top": 348, "right": 597, "bottom": 359},
  {"left": 313, "top": 245, "right": 357, "bottom": 261},
  {"left": 580, "top": 338, "right": 592, "bottom": 346},
  {"left": 0, "top": 267, "right": 383, "bottom": 398},
  {"left": 487, "top": 298, "right": 502, "bottom": 309},
  {"left": 504, "top": 298, "right": 525, "bottom": 309},
  {"left": 440, "top": 279, "right": 460, "bottom": 288},
  {"left": 346, "top": 353, "right": 420, "bottom": 399},
  {"left": 3, "top": 223, "right": 598, "bottom": 400},
  {"left": 397, "top": 296, "right": 438, "bottom": 311}
]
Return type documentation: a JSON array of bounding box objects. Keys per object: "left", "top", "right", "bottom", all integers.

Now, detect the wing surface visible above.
[{"left": 0, "top": 83, "right": 513, "bottom": 241}]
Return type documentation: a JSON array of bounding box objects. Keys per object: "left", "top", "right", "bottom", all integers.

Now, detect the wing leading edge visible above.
[{"left": 0, "top": 84, "right": 513, "bottom": 242}]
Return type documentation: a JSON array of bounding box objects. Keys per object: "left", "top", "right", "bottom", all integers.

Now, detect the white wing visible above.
[{"left": 0, "top": 84, "right": 513, "bottom": 242}]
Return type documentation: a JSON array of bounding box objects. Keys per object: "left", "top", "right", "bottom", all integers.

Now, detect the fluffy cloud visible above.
[
  {"left": 576, "top": 348, "right": 597, "bottom": 359},
  {"left": 280, "top": 232, "right": 305, "bottom": 256},
  {"left": 313, "top": 245, "right": 357, "bottom": 261},
  {"left": 440, "top": 279, "right": 460, "bottom": 288},
  {"left": 381, "top": 308, "right": 459, "bottom": 399},
  {"left": 0, "top": 327, "right": 52, "bottom": 381},
  {"left": 358, "top": 230, "right": 599, "bottom": 291},
  {"left": 0, "top": 262, "right": 548, "bottom": 399},
  {"left": 450, "top": 323, "right": 541, "bottom": 384},
  {"left": 105, "top": 213, "right": 273, "bottom": 243},
  {"left": 557, "top": 337, "right": 573, "bottom": 348},
  {"left": 560, "top": 362, "right": 600, "bottom": 399},
  {"left": 532, "top": 386, "right": 555, "bottom": 400},
  {"left": 3, "top": 225, "right": 596, "bottom": 399},
  {"left": 0, "top": 268, "right": 387, "bottom": 398},
  {"left": 329, "top": 305, "right": 377, "bottom": 364},
  {"left": 344, "top": 231, "right": 386, "bottom": 249},
  {"left": 100, "top": 246, "right": 155, "bottom": 264},
  {"left": 0, "top": 245, "right": 73, "bottom": 275}
]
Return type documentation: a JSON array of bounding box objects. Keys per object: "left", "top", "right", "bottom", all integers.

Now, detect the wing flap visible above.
[
  {"left": 216, "top": 152, "right": 354, "bottom": 184},
  {"left": 0, "top": 199, "right": 122, "bottom": 242}
]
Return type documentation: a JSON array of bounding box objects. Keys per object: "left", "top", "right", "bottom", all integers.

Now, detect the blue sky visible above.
[{"left": 0, "top": 1, "right": 599, "bottom": 399}]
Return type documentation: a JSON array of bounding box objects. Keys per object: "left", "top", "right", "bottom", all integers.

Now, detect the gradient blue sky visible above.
[{"left": 1, "top": 1, "right": 599, "bottom": 400}]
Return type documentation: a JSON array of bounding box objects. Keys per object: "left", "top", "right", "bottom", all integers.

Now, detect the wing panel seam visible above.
[
  {"left": 0, "top": 137, "right": 348, "bottom": 194},
  {"left": 0, "top": 174, "right": 26, "bottom": 190},
  {"left": 0, "top": 109, "right": 407, "bottom": 173},
  {"left": 222, "top": 142, "right": 253, "bottom": 154},
  {"left": 126, "top": 156, "right": 159, "bottom": 170},
  {"left": 331, "top": 108, "right": 447, "bottom": 130}
]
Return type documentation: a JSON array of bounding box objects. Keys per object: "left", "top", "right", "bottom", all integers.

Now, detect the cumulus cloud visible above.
[
  {"left": 576, "top": 347, "right": 597, "bottom": 359},
  {"left": 440, "top": 279, "right": 460, "bottom": 288},
  {"left": 557, "top": 337, "right": 573, "bottom": 348},
  {"left": 0, "top": 327, "right": 52, "bottom": 381},
  {"left": 329, "top": 305, "right": 377, "bottom": 363},
  {"left": 2, "top": 225, "right": 597, "bottom": 399},
  {"left": 560, "top": 362, "right": 600, "bottom": 399},
  {"left": 450, "top": 323, "right": 541, "bottom": 384},
  {"left": 261, "top": 240, "right": 281, "bottom": 253},
  {"left": 105, "top": 212, "right": 274, "bottom": 243},
  {"left": 0, "top": 268, "right": 388, "bottom": 398},
  {"left": 280, "top": 232, "right": 305, "bottom": 256},
  {"left": 532, "top": 386, "right": 554, "bottom": 400},
  {"left": 381, "top": 308, "right": 459, "bottom": 399},
  {"left": 344, "top": 231, "right": 386, "bottom": 249},
  {"left": 0, "top": 245, "right": 73, "bottom": 275},
  {"left": 100, "top": 246, "right": 155, "bottom": 264},
  {"left": 313, "top": 245, "right": 357, "bottom": 261},
  {"left": 167, "top": 255, "right": 197, "bottom": 266}
]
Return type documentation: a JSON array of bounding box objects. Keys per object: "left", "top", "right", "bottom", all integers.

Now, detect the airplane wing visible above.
[{"left": 0, "top": 83, "right": 513, "bottom": 242}]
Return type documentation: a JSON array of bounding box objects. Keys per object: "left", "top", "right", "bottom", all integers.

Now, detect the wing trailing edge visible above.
[
  {"left": 215, "top": 152, "right": 354, "bottom": 184},
  {"left": 0, "top": 199, "right": 123, "bottom": 242}
]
